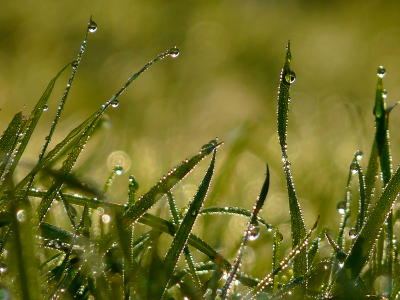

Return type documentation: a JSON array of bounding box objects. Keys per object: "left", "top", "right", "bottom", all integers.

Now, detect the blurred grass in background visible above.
[{"left": 1, "top": 0, "right": 400, "bottom": 278}]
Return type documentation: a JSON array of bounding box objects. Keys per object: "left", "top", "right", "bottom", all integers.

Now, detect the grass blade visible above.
[
  {"left": 161, "top": 148, "right": 218, "bottom": 297},
  {"left": 276, "top": 40, "right": 307, "bottom": 287}
]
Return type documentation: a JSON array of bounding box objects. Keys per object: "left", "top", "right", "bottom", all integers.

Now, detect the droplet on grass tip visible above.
[
  {"left": 350, "top": 161, "right": 359, "bottom": 174},
  {"left": 377, "top": 66, "right": 386, "bottom": 78},
  {"left": 349, "top": 228, "right": 358, "bottom": 239},
  {"left": 355, "top": 150, "right": 363, "bottom": 161},
  {"left": 43, "top": 104, "right": 49, "bottom": 111},
  {"left": 111, "top": 99, "right": 119, "bottom": 107},
  {"left": 337, "top": 201, "right": 346, "bottom": 215},
  {"left": 284, "top": 69, "right": 296, "bottom": 84},
  {"left": 88, "top": 20, "right": 98, "bottom": 33},
  {"left": 169, "top": 46, "right": 180, "bottom": 58},
  {"left": 115, "top": 165, "right": 123, "bottom": 175}
]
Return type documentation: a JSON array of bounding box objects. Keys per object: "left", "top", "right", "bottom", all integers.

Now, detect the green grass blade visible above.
[
  {"left": 272, "top": 228, "right": 282, "bottom": 293},
  {"left": 162, "top": 148, "right": 217, "bottom": 297},
  {"left": 127, "top": 175, "right": 139, "bottom": 207},
  {"left": 0, "top": 112, "right": 23, "bottom": 178},
  {"left": 198, "top": 206, "right": 273, "bottom": 230},
  {"left": 331, "top": 165, "right": 400, "bottom": 296},
  {"left": 123, "top": 139, "right": 222, "bottom": 225},
  {"left": 221, "top": 164, "right": 270, "bottom": 299},
  {"left": 276, "top": 40, "right": 307, "bottom": 286}
]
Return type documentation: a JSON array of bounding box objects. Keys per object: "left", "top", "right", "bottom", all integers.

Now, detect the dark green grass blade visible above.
[
  {"left": 330, "top": 166, "right": 400, "bottom": 296},
  {"left": 123, "top": 139, "right": 221, "bottom": 225},
  {"left": 161, "top": 149, "right": 217, "bottom": 297},
  {"left": 198, "top": 206, "right": 273, "bottom": 230},
  {"left": 0, "top": 63, "right": 71, "bottom": 200},
  {"left": 221, "top": 164, "right": 270, "bottom": 299},
  {"left": 276, "top": 40, "right": 307, "bottom": 284},
  {"left": 0, "top": 112, "right": 23, "bottom": 179},
  {"left": 127, "top": 175, "right": 139, "bottom": 207}
]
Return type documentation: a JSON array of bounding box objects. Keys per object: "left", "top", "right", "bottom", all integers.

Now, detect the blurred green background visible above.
[{"left": 1, "top": 0, "right": 400, "bottom": 277}]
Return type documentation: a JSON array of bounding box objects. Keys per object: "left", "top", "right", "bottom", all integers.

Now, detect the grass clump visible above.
[{"left": 0, "top": 18, "right": 400, "bottom": 300}]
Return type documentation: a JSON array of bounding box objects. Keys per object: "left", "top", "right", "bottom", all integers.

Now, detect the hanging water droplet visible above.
[
  {"left": 350, "top": 161, "right": 359, "bottom": 174},
  {"left": 16, "top": 209, "right": 26, "bottom": 222},
  {"left": 88, "top": 20, "right": 98, "bottom": 33},
  {"left": 382, "top": 89, "right": 387, "bottom": 99},
  {"left": 349, "top": 228, "right": 358, "bottom": 239},
  {"left": 72, "top": 60, "right": 79, "bottom": 70},
  {"left": 115, "top": 165, "right": 123, "bottom": 175},
  {"left": 248, "top": 222, "right": 260, "bottom": 241},
  {"left": 337, "top": 201, "right": 346, "bottom": 215},
  {"left": 377, "top": 66, "right": 386, "bottom": 78},
  {"left": 43, "top": 104, "right": 49, "bottom": 111},
  {"left": 355, "top": 150, "right": 363, "bottom": 161},
  {"left": 111, "top": 99, "right": 119, "bottom": 107},
  {"left": 53, "top": 239, "right": 62, "bottom": 249},
  {"left": 284, "top": 69, "right": 296, "bottom": 84},
  {"left": 169, "top": 46, "right": 180, "bottom": 58}
]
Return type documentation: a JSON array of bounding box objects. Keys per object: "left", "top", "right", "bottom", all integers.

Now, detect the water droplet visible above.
[
  {"left": 200, "top": 138, "right": 219, "bottom": 155},
  {"left": 102, "top": 214, "right": 111, "bottom": 223},
  {"left": 88, "top": 20, "right": 98, "bottom": 33},
  {"left": 284, "top": 69, "right": 296, "bottom": 84},
  {"left": 350, "top": 161, "right": 359, "bottom": 174},
  {"left": 43, "top": 104, "right": 48, "bottom": 111},
  {"left": 111, "top": 99, "right": 119, "bottom": 108},
  {"left": 377, "top": 66, "right": 386, "bottom": 78},
  {"left": 355, "top": 150, "right": 363, "bottom": 161},
  {"left": 169, "top": 46, "right": 180, "bottom": 58},
  {"left": 16, "top": 209, "right": 26, "bottom": 222},
  {"left": 115, "top": 165, "right": 123, "bottom": 175},
  {"left": 54, "top": 239, "right": 62, "bottom": 249},
  {"left": 248, "top": 222, "right": 260, "bottom": 241},
  {"left": 337, "top": 201, "right": 346, "bottom": 215},
  {"left": 382, "top": 89, "right": 387, "bottom": 99},
  {"left": 72, "top": 60, "right": 79, "bottom": 70},
  {"left": 349, "top": 228, "right": 358, "bottom": 239},
  {"left": 278, "top": 232, "right": 283, "bottom": 242}
]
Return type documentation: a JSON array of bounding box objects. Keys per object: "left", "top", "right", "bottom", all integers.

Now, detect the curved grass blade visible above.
[
  {"left": 123, "top": 139, "right": 222, "bottom": 225},
  {"left": 161, "top": 148, "right": 218, "bottom": 298},
  {"left": 198, "top": 206, "right": 273, "bottom": 230},
  {"left": 0, "top": 112, "right": 23, "bottom": 179},
  {"left": 276, "top": 40, "right": 307, "bottom": 286},
  {"left": 0, "top": 62, "right": 71, "bottom": 200},
  {"left": 221, "top": 164, "right": 270, "bottom": 299},
  {"left": 330, "top": 165, "right": 400, "bottom": 296},
  {"left": 246, "top": 215, "right": 319, "bottom": 298},
  {"left": 325, "top": 231, "right": 346, "bottom": 264}
]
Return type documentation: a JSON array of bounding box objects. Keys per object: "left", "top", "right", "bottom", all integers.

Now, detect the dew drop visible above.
[
  {"left": 111, "top": 99, "right": 119, "bottom": 108},
  {"left": 88, "top": 20, "right": 98, "bottom": 33},
  {"left": 102, "top": 214, "right": 111, "bottom": 224},
  {"left": 43, "top": 104, "right": 49, "bottom": 111},
  {"left": 169, "top": 46, "right": 180, "bottom": 58},
  {"left": 337, "top": 201, "right": 346, "bottom": 215},
  {"left": 350, "top": 161, "right": 359, "bottom": 174},
  {"left": 72, "top": 60, "right": 79, "bottom": 70},
  {"left": 16, "top": 209, "right": 26, "bottom": 222},
  {"left": 248, "top": 222, "right": 260, "bottom": 241},
  {"left": 382, "top": 89, "right": 387, "bottom": 99},
  {"left": 349, "top": 228, "right": 358, "bottom": 239},
  {"left": 377, "top": 66, "right": 386, "bottom": 78},
  {"left": 355, "top": 150, "right": 363, "bottom": 161},
  {"left": 115, "top": 165, "right": 123, "bottom": 175},
  {"left": 54, "top": 239, "right": 62, "bottom": 249},
  {"left": 284, "top": 69, "right": 296, "bottom": 84}
]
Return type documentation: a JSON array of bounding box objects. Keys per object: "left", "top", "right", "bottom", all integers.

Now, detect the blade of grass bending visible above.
[
  {"left": 199, "top": 206, "right": 273, "bottom": 230},
  {"left": 246, "top": 216, "right": 319, "bottom": 298},
  {"left": 123, "top": 139, "right": 222, "bottom": 225},
  {"left": 0, "top": 112, "right": 23, "bottom": 179},
  {"left": 221, "top": 164, "right": 270, "bottom": 299},
  {"left": 38, "top": 17, "right": 94, "bottom": 164},
  {"left": 330, "top": 165, "right": 400, "bottom": 296},
  {"left": 161, "top": 149, "right": 217, "bottom": 298},
  {"left": 276, "top": 40, "right": 307, "bottom": 286},
  {"left": 0, "top": 62, "right": 71, "bottom": 200}
]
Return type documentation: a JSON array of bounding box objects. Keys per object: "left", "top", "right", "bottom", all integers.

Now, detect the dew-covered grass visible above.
[{"left": 1, "top": 17, "right": 400, "bottom": 300}]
